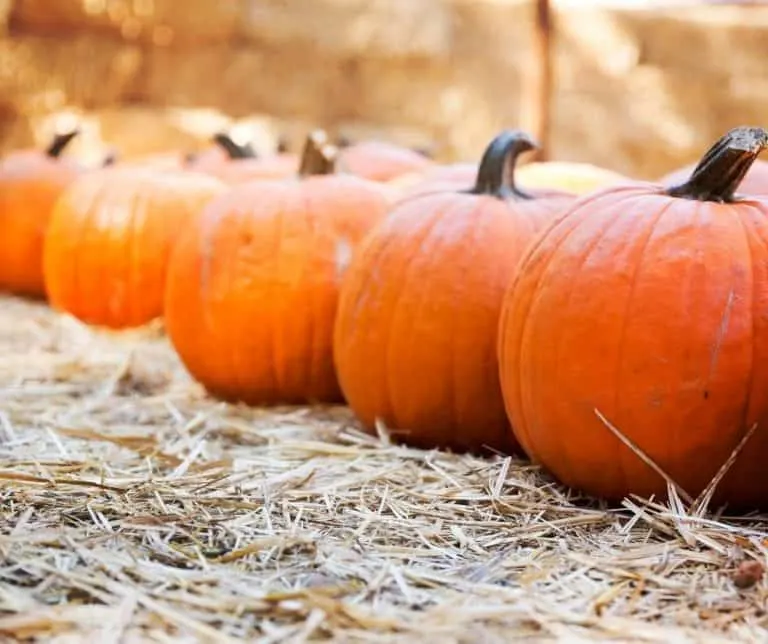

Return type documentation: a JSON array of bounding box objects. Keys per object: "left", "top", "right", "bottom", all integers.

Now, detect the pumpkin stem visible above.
[
  {"left": 212, "top": 132, "right": 257, "bottom": 160},
  {"left": 46, "top": 129, "right": 80, "bottom": 158},
  {"left": 470, "top": 129, "right": 538, "bottom": 200},
  {"left": 276, "top": 135, "right": 290, "bottom": 154},
  {"left": 101, "top": 149, "right": 118, "bottom": 166},
  {"left": 298, "top": 130, "right": 337, "bottom": 177},
  {"left": 666, "top": 126, "right": 768, "bottom": 203}
]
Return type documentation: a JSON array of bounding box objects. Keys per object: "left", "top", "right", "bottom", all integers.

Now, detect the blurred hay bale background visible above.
[{"left": 0, "top": 0, "right": 767, "bottom": 177}]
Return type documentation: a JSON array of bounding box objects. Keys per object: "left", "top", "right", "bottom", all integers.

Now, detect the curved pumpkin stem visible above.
[
  {"left": 46, "top": 129, "right": 80, "bottom": 158},
  {"left": 298, "top": 130, "right": 337, "bottom": 177},
  {"left": 212, "top": 132, "right": 257, "bottom": 160},
  {"left": 667, "top": 126, "right": 768, "bottom": 203},
  {"left": 470, "top": 130, "right": 539, "bottom": 200}
]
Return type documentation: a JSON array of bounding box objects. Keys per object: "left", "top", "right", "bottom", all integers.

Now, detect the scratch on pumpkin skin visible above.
[{"left": 709, "top": 288, "right": 735, "bottom": 383}]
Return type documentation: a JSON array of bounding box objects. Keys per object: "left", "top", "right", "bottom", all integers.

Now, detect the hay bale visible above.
[
  {"left": 239, "top": 0, "right": 452, "bottom": 59},
  {"left": 10, "top": 0, "right": 241, "bottom": 44},
  {"left": 0, "top": 34, "right": 142, "bottom": 113}
]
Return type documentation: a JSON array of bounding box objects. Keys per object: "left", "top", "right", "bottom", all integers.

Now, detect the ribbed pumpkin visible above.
[
  {"left": 334, "top": 130, "right": 575, "bottom": 454},
  {"left": 164, "top": 131, "right": 391, "bottom": 405},
  {"left": 498, "top": 126, "right": 768, "bottom": 509},
  {"left": 337, "top": 139, "right": 433, "bottom": 183},
  {"left": 661, "top": 157, "right": 768, "bottom": 196},
  {"left": 0, "top": 130, "right": 83, "bottom": 297},
  {"left": 515, "top": 161, "right": 629, "bottom": 195},
  {"left": 189, "top": 132, "right": 298, "bottom": 184},
  {"left": 43, "top": 168, "right": 225, "bottom": 329}
]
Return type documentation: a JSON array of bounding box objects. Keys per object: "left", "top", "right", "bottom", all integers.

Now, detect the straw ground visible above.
[{"left": 0, "top": 295, "right": 766, "bottom": 643}]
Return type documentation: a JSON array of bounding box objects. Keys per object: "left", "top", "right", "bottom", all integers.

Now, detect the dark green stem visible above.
[
  {"left": 666, "top": 126, "right": 768, "bottom": 203},
  {"left": 469, "top": 129, "right": 538, "bottom": 200},
  {"left": 212, "top": 132, "right": 257, "bottom": 160},
  {"left": 298, "top": 130, "right": 337, "bottom": 177},
  {"left": 46, "top": 129, "right": 80, "bottom": 158}
]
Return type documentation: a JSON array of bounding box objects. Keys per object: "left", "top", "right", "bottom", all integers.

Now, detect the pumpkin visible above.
[
  {"left": 498, "top": 126, "right": 768, "bottom": 509},
  {"left": 333, "top": 130, "right": 575, "bottom": 454},
  {"left": 336, "top": 139, "right": 433, "bottom": 182},
  {"left": 661, "top": 157, "right": 768, "bottom": 196},
  {"left": 515, "top": 161, "right": 628, "bottom": 195},
  {"left": 163, "top": 130, "right": 391, "bottom": 405},
  {"left": 188, "top": 132, "right": 298, "bottom": 183},
  {"left": 389, "top": 162, "right": 479, "bottom": 198},
  {"left": 43, "top": 167, "right": 225, "bottom": 329},
  {"left": 0, "top": 130, "right": 83, "bottom": 297}
]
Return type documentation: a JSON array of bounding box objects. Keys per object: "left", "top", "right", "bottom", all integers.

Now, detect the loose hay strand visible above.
[{"left": 0, "top": 296, "right": 766, "bottom": 642}]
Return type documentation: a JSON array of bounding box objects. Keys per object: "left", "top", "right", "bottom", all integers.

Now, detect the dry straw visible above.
[{"left": 0, "top": 296, "right": 766, "bottom": 643}]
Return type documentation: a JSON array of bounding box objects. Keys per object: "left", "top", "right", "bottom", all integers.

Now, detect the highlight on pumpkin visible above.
[
  {"left": 0, "top": 128, "right": 83, "bottom": 298},
  {"left": 497, "top": 125, "right": 768, "bottom": 510},
  {"left": 163, "top": 129, "right": 391, "bottom": 407},
  {"left": 333, "top": 129, "right": 576, "bottom": 455},
  {"left": 514, "top": 160, "right": 628, "bottom": 195}
]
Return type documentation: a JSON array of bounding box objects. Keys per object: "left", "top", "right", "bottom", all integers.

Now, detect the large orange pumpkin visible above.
[
  {"left": 498, "top": 126, "right": 768, "bottom": 509},
  {"left": 0, "top": 130, "right": 83, "bottom": 297},
  {"left": 337, "top": 139, "right": 433, "bottom": 183},
  {"left": 43, "top": 168, "right": 225, "bottom": 329},
  {"left": 333, "top": 130, "right": 575, "bottom": 454},
  {"left": 164, "top": 130, "right": 391, "bottom": 405}
]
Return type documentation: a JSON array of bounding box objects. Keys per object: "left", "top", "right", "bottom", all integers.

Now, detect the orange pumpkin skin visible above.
[
  {"left": 0, "top": 132, "right": 82, "bottom": 297},
  {"left": 661, "top": 158, "right": 768, "bottom": 196},
  {"left": 498, "top": 126, "right": 768, "bottom": 509},
  {"left": 164, "top": 136, "right": 390, "bottom": 406},
  {"left": 337, "top": 140, "right": 433, "bottom": 182},
  {"left": 334, "top": 131, "right": 575, "bottom": 454},
  {"left": 43, "top": 168, "right": 225, "bottom": 329}
]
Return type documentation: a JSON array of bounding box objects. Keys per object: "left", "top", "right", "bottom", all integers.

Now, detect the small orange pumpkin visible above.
[
  {"left": 336, "top": 139, "right": 433, "bottom": 183},
  {"left": 43, "top": 168, "right": 225, "bottom": 329},
  {"left": 333, "top": 130, "right": 575, "bottom": 454},
  {"left": 164, "top": 131, "right": 391, "bottom": 405},
  {"left": 498, "top": 126, "right": 768, "bottom": 509},
  {"left": 188, "top": 132, "right": 298, "bottom": 184},
  {"left": 0, "top": 130, "right": 83, "bottom": 297}
]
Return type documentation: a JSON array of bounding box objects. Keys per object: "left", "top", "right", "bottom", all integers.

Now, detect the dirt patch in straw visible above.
[{"left": 0, "top": 295, "right": 766, "bottom": 642}]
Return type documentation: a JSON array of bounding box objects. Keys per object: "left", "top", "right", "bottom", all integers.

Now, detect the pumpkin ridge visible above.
[
  {"left": 609, "top": 197, "right": 678, "bottom": 494},
  {"left": 383, "top": 206, "right": 450, "bottom": 431},
  {"left": 269, "top": 187, "right": 293, "bottom": 399},
  {"left": 509, "top": 191, "right": 641, "bottom": 462},
  {"left": 543, "top": 202, "right": 639, "bottom": 486},
  {"left": 734, "top": 202, "right": 761, "bottom": 456},
  {"left": 301, "top": 184, "right": 322, "bottom": 398},
  {"left": 126, "top": 186, "right": 150, "bottom": 326}
]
